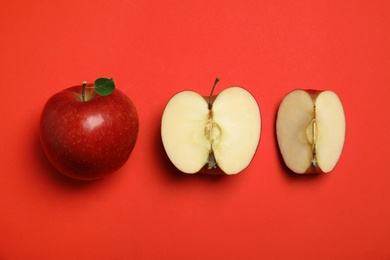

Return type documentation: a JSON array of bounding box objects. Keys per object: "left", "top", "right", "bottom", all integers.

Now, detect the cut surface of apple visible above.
[
  {"left": 161, "top": 86, "right": 261, "bottom": 175},
  {"left": 276, "top": 89, "right": 346, "bottom": 174}
]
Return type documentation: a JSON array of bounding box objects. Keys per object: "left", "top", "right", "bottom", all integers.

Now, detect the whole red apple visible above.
[{"left": 40, "top": 78, "right": 139, "bottom": 180}]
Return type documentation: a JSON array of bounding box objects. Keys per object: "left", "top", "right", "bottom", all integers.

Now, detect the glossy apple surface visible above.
[{"left": 40, "top": 83, "right": 139, "bottom": 180}]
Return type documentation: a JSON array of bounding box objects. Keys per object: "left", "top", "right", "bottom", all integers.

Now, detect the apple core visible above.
[
  {"left": 305, "top": 115, "right": 318, "bottom": 166},
  {"left": 205, "top": 111, "right": 222, "bottom": 169}
]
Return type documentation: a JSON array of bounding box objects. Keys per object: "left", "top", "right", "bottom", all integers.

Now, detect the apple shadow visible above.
[{"left": 34, "top": 134, "right": 99, "bottom": 189}]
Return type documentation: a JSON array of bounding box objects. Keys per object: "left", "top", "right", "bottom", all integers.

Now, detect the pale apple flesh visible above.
[
  {"left": 161, "top": 87, "right": 261, "bottom": 175},
  {"left": 276, "top": 89, "right": 345, "bottom": 174}
]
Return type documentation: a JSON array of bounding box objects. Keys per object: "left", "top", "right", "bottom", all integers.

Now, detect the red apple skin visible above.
[{"left": 40, "top": 84, "right": 139, "bottom": 180}]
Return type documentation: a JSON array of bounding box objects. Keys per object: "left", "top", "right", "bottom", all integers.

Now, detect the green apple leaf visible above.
[{"left": 94, "top": 78, "right": 115, "bottom": 96}]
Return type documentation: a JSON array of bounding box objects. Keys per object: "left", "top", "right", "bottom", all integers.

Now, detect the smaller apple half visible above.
[
  {"left": 40, "top": 80, "right": 139, "bottom": 180},
  {"left": 161, "top": 85, "right": 261, "bottom": 175},
  {"left": 276, "top": 89, "right": 346, "bottom": 174}
]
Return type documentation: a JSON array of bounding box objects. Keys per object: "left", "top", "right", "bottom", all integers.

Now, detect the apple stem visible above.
[
  {"left": 208, "top": 78, "right": 220, "bottom": 110},
  {"left": 82, "top": 81, "right": 87, "bottom": 102}
]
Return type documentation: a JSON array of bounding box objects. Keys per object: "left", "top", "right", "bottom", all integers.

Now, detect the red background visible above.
[{"left": 1, "top": 0, "right": 389, "bottom": 259}]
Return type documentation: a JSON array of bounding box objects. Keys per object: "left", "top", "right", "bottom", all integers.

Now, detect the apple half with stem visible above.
[
  {"left": 40, "top": 78, "right": 139, "bottom": 180},
  {"left": 276, "top": 89, "right": 346, "bottom": 174},
  {"left": 161, "top": 79, "right": 261, "bottom": 175}
]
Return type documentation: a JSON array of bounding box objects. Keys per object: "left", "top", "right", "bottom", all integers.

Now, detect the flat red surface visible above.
[{"left": 1, "top": 1, "right": 390, "bottom": 259}]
